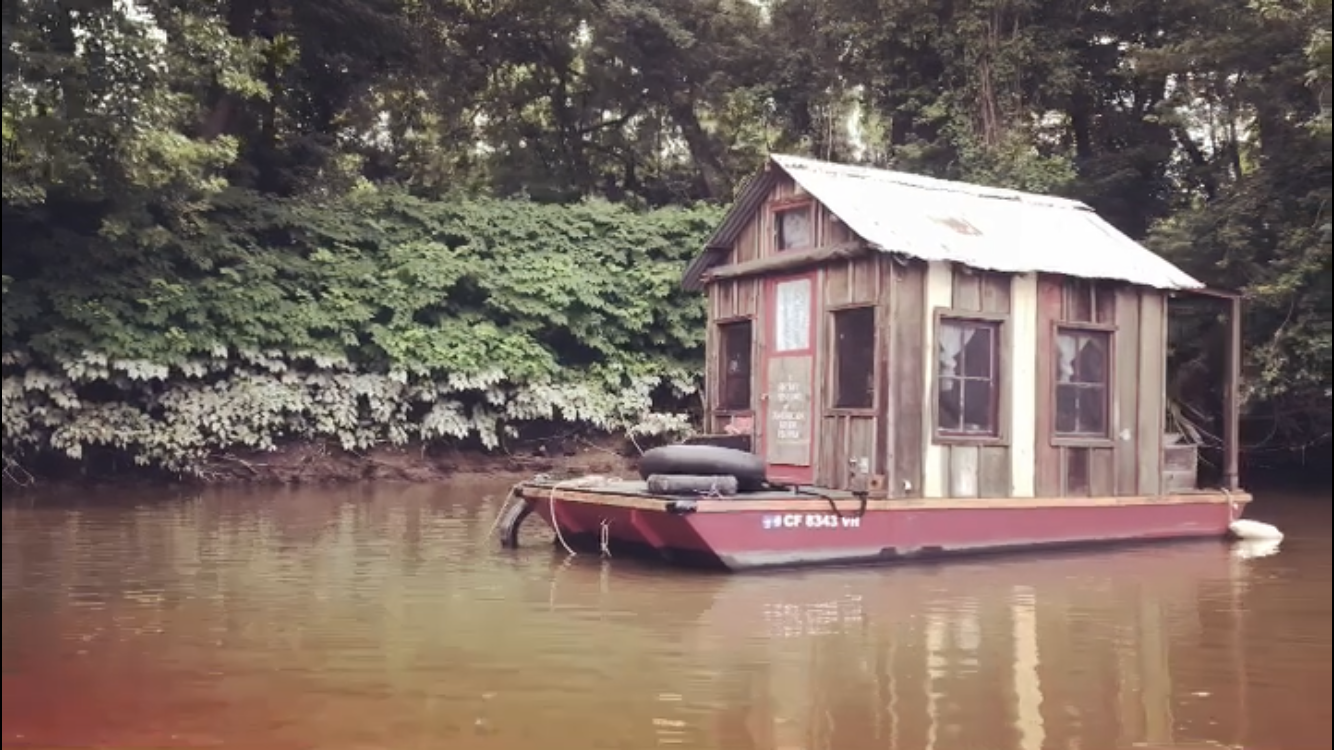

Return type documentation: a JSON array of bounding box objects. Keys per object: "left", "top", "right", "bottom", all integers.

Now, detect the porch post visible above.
[{"left": 1223, "top": 294, "right": 1242, "bottom": 491}]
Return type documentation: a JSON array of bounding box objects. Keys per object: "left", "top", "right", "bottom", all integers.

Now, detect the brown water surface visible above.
[{"left": 2, "top": 483, "right": 1330, "bottom": 750}]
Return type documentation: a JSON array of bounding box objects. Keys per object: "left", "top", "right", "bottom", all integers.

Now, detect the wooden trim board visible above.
[{"left": 517, "top": 485, "right": 1254, "bottom": 514}]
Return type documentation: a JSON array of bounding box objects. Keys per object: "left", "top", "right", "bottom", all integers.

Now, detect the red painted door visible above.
[{"left": 760, "top": 271, "right": 819, "bottom": 486}]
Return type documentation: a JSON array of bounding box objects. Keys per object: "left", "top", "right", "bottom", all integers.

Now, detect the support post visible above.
[{"left": 1223, "top": 295, "right": 1242, "bottom": 491}]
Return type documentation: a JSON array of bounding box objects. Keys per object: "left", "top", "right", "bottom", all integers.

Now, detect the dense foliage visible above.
[
  {"left": 2, "top": 0, "right": 1330, "bottom": 477},
  {"left": 2, "top": 191, "right": 716, "bottom": 474}
]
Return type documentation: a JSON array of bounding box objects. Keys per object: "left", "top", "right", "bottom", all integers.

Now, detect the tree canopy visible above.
[{"left": 2, "top": 0, "right": 1329, "bottom": 475}]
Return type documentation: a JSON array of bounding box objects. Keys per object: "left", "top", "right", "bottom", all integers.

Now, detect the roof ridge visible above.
[{"left": 769, "top": 153, "right": 1090, "bottom": 211}]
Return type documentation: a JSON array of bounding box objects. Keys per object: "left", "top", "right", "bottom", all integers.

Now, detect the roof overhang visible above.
[
  {"left": 1172, "top": 286, "right": 1243, "bottom": 300},
  {"left": 681, "top": 166, "right": 779, "bottom": 292}
]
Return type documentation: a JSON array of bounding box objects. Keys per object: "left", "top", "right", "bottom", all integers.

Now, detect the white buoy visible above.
[
  {"left": 1231, "top": 537, "right": 1283, "bottom": 560},
  {"left": 1229, "top": 518, "right": 1284, "bottom": 542}
]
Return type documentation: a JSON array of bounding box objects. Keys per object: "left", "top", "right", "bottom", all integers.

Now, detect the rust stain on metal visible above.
[{"left": 930, "top": 215, "right": 983, "bottom": 236}]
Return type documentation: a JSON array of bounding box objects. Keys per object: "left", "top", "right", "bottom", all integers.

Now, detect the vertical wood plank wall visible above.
[
  {"left": 920, "top": 263, "right": 1013, "bottom": 499},
  {"left": 701, "top": 180, "right": 1171, "bottom": 498},
  {"left": 1032, "top": 274, "right": 1167, "bottom": 497},
  {"left": 1032, "top": 276, "right": 1063, "bottom": 496},
  {"left": 1113, "top": 286, "right": 1142, "bottom": 494},
  {"left": 888, "top": 261, "right": 926, "bottom": 498},
  {"left": 703, "top": 174, "right": 852, "bottom": 458},
  {"left": 1135, "top": 292, "right": 1168, "bottom": 497},
  {"left": 816, "top": 256, "right": 885, "bottom": 488},
  {"left": 703, "top": 277, "right": 761, "bottom": 434},
  {"left": 701, "top": 176, "right": 782, "bottom": 433}
]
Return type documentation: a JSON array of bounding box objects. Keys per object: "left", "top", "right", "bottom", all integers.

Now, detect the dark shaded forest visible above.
[{"left": 2, "top": 0, "right": 1329, "bottom": 480}]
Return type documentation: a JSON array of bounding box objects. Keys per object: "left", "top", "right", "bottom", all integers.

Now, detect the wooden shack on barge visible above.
[
  {"left": 504, "top": 154, "right": 1251, "bottom": 571},
  {"left": 683, "top": 153, "right": 1243, "bottom": 501}
]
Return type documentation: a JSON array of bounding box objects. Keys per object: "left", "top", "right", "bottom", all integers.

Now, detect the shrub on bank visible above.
[{"left": 1, "top": 189, "right": 721, "bottom": 478}]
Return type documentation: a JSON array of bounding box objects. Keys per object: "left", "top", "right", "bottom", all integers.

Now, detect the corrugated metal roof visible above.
[{"left": 683, "top": 154, "right": 1203, "bottom": 292}]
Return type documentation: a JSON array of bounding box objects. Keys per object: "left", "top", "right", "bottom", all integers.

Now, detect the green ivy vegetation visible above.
[{"left": 2, "top": 190, "right": 720, "bottom": 475}]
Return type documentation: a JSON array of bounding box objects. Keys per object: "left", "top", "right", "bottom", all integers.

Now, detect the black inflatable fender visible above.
[
  {"left": 637, "top": 444, "right": 767, "bottom": 492},
  {"left": 646, "top": 473, "right": 740, "bottom": 497}
]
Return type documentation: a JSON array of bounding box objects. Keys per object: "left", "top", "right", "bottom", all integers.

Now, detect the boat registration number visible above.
[{"left": 761, "top": 513, "right": 860, "bottom": 530}]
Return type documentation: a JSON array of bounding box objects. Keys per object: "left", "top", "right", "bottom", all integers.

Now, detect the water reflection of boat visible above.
[
  {"left": 537, "top": 541, "right": 1239, "bottom": 638},
  {"left": 542, "top": 541, "right": 1259, "bottom": 750},
  {"left": 687, "top": 542, "right": 1238, "bottom": 643}
]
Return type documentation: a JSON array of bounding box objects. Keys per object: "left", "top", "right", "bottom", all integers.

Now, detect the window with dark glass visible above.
[
  {"left": 1054, "top": 328, "right": 1110, "bottom": 437},
  {"left": 937, "top": 318, "right": 1000, "bottom": 437},
  {"left": 775, "top": 206, "right": 813, "bottom": 251},
  {"left": 832, "top": 306, "right": 876, "bottom": 409},
  {"left": 717, "top": 320, "right": 753, "bottom": 411}
]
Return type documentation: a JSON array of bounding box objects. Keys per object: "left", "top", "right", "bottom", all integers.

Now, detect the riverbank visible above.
[
  {"left": 2, "top": 435, "right": 645, "bottom": 491},
  {"left": 197, "top": 437, "right": 644, "bottom": 484}
]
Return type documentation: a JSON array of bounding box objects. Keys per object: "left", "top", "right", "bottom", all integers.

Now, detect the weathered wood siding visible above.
[
  {"left": 724, "top": 173, "right": 853, "bottom": 266},
  {"left": 921, "top": 262, "right": 1014, "bottom": 499},
  {"left": 702, "top": 276, "right": 761, "bottom": 433},
  {"left": 887, "top": 260, "right": 927, "bottom": 498},
  {"left": 809, "top": 255, "right": 930, "bottom": 494},
  {"left": 1135, "top": 290, "right": 1169, "bottom": 496},
  {"left": 702, "top": 174, "right": 851, "bottom": 440},
  {"left": 815, "top": 255, "right": 885, "bottom": 489},
  {"left": 1032, "top": 275, "right": 1168, "bottom": 497},
  {"left": 730, "top": 204, "right": 764, "bottom": 264},
  {"left": 700, "top": 178, "right": 1174, "bottom": 499}
]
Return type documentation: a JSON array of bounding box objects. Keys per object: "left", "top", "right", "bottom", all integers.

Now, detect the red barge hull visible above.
[{"left": 509, "top": 479, "right": 1252, "bottom": 572}]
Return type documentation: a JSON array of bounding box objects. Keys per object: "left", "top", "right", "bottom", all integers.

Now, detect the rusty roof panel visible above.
[
  {"left": 682, "top": 154, "right": 1203, "bottom": 292},
  {"left": 769, "top": 154, "right": 1203, "bottom": 290}
]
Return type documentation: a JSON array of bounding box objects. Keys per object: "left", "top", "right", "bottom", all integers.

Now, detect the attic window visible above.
[{"left": 776, "top": 205, "right": 813, "bottom": 251}]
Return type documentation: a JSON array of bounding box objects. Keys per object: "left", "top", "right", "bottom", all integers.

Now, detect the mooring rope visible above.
[
  {"left": 547, "top": 481, "right": 578, "bottom": 556},
  {"left": 543, "top": 474, "right": 610, "bottom": 558},
  {"left": 1222, "top": 487, "right": 1237, "bottom": 522}
]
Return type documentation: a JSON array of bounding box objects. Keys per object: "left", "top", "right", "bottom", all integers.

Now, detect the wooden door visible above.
[{"left": 760, "top": 271, "right": 819, "bottom": 485}]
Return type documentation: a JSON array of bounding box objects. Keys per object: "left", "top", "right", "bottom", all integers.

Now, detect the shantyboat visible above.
[{"left": 500, "top": 154, "right": 1254, "bottom": 572}]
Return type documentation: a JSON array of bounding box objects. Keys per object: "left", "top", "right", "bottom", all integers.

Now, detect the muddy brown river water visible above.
[{"left": 2, "top": 482, "right": 1330, "bottom": 750}]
